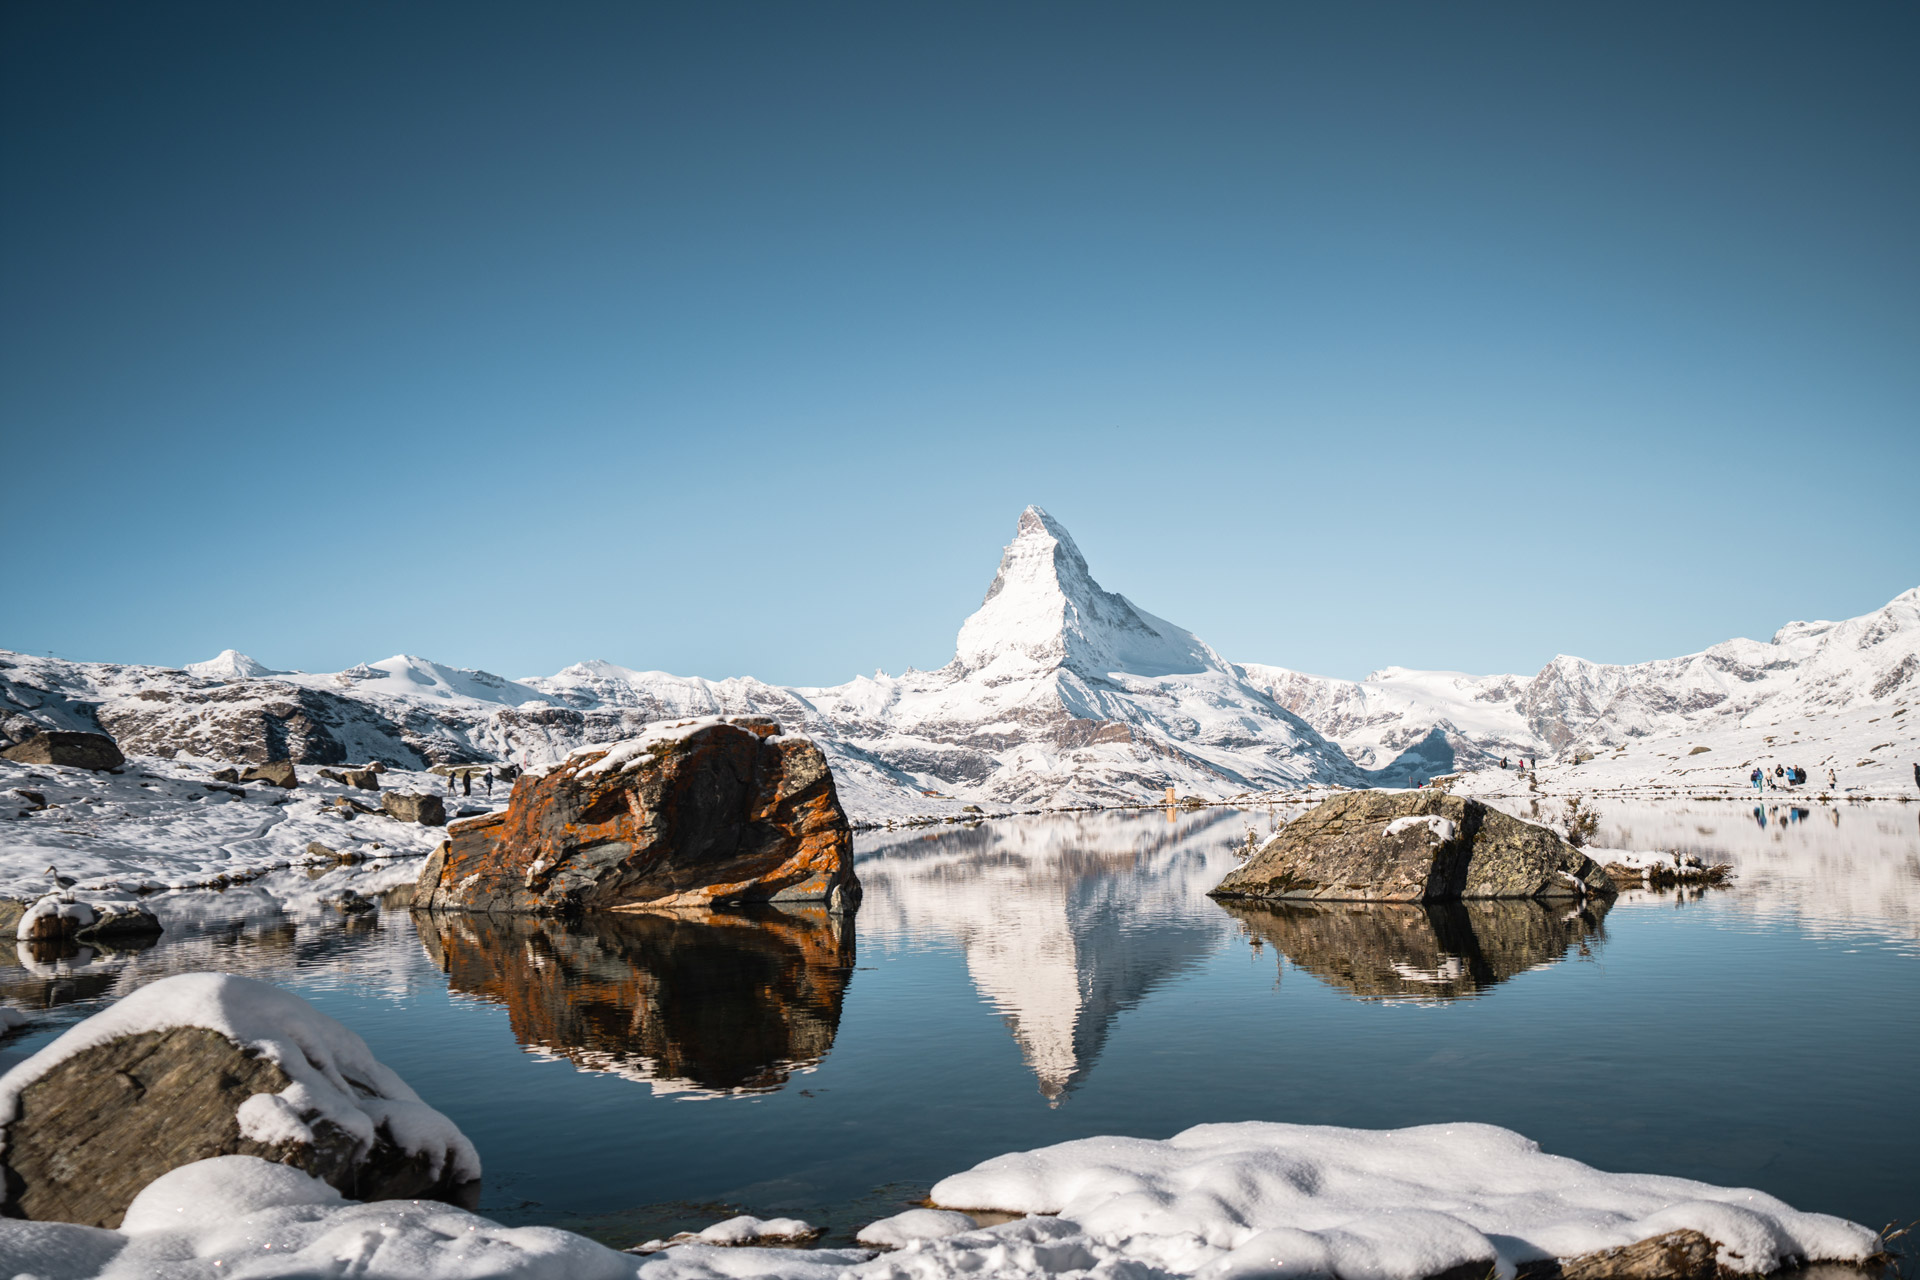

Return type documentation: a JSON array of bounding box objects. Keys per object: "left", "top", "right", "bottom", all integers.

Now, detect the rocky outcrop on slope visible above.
[
  {"left": 1211, "top": 791, "right": 1615, "bottom": 902},
  {"left": 415, "top": 905, "right": 853, "bottom": 1094},
  {"left": 239, "top": 760, "right": 297, "bottom": 788},
  {"left": 413, "top": 717, "right": 859, "bottom": 914},
  {"left": 0, "top": 731, "right": 125, "bottom": 771}
]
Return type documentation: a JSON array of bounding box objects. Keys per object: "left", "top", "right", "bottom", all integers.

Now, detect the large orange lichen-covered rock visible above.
[{"left": 413, "top": 717, "right": 859, "bottom": 915}]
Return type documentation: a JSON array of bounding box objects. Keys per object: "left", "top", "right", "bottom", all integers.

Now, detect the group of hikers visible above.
[
  {"left": 443, "top": 767, "right": 495, "bottom": 799},
  {"left": 1498, "top": 756, "right": 1534, "bottom": 770},
  {"left": 1750, "top": 763, "right": 1835, "bottom": 792}
]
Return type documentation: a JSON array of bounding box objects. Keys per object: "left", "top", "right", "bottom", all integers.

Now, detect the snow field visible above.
[{"left": 0, "top": 754, "right": 467, "bottom": 900}]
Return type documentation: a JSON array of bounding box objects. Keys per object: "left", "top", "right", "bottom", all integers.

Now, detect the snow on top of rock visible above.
[
  {"left": 183, "top": 649, "right": 278, "bottom": 680},
  {"left": 954, "top": 506, "right": 1224, "bottom": 680},
  {"left": 0, "top": 973, "right": 479, "bottom": 1183},
  {"left": 1385, "top": 814, "right": 1458, "bottom": 841},
  {"left": 926, "top": 1120, "right": 1877, "bottom": 1278},
  {"left": 566, "top": 716, "right": 794, "bottom": 777}
]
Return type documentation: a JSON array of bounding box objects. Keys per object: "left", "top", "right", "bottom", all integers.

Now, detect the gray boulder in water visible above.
[
  {"left": 0, "top": 732, "right": 124, "bottom": 772},
  {"left": 1211, "top": 790, "right": 1615, "bottom": 902}
]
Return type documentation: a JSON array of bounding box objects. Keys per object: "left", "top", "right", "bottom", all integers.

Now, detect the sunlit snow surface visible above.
[{"left": 0, "top": 1122, "right": 1877, "bottom": 1280}]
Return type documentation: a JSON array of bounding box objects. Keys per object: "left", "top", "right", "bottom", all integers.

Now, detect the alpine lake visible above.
[{"left": 3, "top": 799, "right": 1916, "bottom": 1251}]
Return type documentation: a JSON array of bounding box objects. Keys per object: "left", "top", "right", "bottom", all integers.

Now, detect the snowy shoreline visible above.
[{"left": 0, "top": 977, "right": 1887, "bottom": 1280}]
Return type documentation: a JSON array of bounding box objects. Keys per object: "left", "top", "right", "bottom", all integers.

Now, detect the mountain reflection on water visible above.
[
  {"left": 1221, "top": 897, "right": 1609, "bottom": 1002},
  {"left": 855, "top": 808, "right": 1248, "bottom": 1102},
  {"left": 414, "top": 905, "right": 854, "bottom": 1096}
]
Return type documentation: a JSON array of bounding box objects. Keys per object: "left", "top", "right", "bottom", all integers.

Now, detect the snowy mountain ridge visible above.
[
  {"left": 4, "top": 510, "right": 1916, "bottom": 821},
  {"left": 1247, "top": 586, "right": 1920, "bottom": 775}
]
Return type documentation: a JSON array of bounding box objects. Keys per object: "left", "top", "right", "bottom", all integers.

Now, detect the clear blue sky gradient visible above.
[{"left": 4, "top": 3, "right": 1916, "bottom": 685}]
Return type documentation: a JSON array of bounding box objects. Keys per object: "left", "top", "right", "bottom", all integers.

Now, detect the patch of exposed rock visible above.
[
  {"left": 0, "top": 732, "right": 125, "bottom": 772},
  {"left": 1211, "top": 790, "right": 1615, "bottom": 902},
  {"left": 240, "top": 760, "right": 298, "bottom": 788},
  {"left": 414, "top": 717, "right": 859, "bottom": 915},
  {"left": 381, "top": 791, "right": 446, "bottom": 826}
]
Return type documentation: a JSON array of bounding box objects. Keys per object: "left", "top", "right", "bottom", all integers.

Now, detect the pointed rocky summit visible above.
[{"left": 954, "top": 506, "right": 1222, "bottom": 680}]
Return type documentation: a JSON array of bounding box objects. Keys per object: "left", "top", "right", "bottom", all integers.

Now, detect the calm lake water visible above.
[{"left": 3, "top": 801, "right": 1917, "bottom": 1248}]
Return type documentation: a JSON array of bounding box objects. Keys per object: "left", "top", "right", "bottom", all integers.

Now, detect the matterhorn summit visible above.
[
  {"left": 183, "top": 649, "right": 277, "bottom": 680},
  {"left": 954, "top": 506, "right": 1221, "bottom": 680}
]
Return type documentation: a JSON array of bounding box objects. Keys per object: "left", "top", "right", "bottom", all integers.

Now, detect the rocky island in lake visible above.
[{"left": 1211, "top": 790, "right": 1616, "bottom": 903}]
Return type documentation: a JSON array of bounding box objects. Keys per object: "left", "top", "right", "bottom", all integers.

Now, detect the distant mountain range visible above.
[{"left": 3, "top": 507, "right": 1915, "bottom": 822}]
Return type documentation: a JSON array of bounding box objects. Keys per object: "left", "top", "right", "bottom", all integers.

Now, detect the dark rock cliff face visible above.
[
  {"left": 414, "top": 906, "right": 853, "bottom": 1094},
  {"left": 415, "top": 718, "right": 860, "bottom": 915},
  {"left": 0, "top": 732, "right": 125, "bottom": 771},
  {"left": 1211, "top": 790, "right": 1615, "bottom": 902}
]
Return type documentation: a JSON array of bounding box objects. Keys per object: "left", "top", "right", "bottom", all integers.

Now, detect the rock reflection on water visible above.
[
  {"left": 1221, "top": 897, "right": 1610, "bottom": 1002},
  {"left": 855, "top": 809, "right": 1247, "bottom": 1102},
  {"left": 414, "top": 906, "right": 854, "bottom": 1096}
]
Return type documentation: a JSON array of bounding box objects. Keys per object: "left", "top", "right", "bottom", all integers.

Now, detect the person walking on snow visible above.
[{"left": 462, "top": 770, "right": 471, "bottom": 797}]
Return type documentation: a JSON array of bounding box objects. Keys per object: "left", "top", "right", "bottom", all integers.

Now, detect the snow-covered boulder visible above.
[
  {"left": 0, "top": 972, "right": 478, "bottom": 1228},
  {"left": 1212, "top": 790, "right": 1616, "bottom": 902},
  {"left": 14, "top": 892, "right": 161, "bottom": 946},
  {"left": 0, "top": 730, "right": 125, "bottom": 772},
  {"left": 415, "top": 717, "right": 859, "bottom": 914}
]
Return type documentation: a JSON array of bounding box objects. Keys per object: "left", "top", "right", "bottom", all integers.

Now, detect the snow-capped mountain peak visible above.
[
  {"left": 183, "top": 649, "right": 278, "bottom": 680},
  {"left": 324, "top": 654, "right": 551, "bottom": 707},
  {"left": 954, "top": 506, "right": 1220, "bottom": 680}
]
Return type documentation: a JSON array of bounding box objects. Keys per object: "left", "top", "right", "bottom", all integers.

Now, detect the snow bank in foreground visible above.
[
  {"left": 0, "top": 1118, "right": 1879, "bottom": 1279},
  {"left": 924, "top": 1122, "right": 1878, "bottom": 1278},
  {"left": 0, "top": 973, "right": 478, "bottom": 1184},
  {"left": 0, "top": 1155, "right": 636, "bottom": 1280}
]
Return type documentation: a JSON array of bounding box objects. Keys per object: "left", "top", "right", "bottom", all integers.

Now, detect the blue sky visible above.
[{"left": 4, "top": 2, "right": 1915, "bottom": 685}]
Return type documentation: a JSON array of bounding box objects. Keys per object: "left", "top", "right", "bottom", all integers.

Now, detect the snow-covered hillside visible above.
[
  {"left": 1247, "top": 587, "right": 1920, "bottom": 785},
  {"left": 2, "top": 509, "right": 1392, "bottom": 823},
  {"left": 4, "top": 511, "right": 1916, "bottom": 822}
]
